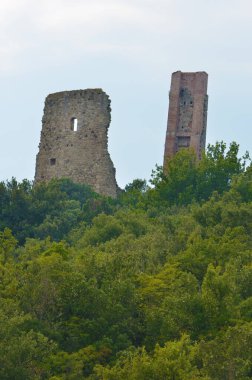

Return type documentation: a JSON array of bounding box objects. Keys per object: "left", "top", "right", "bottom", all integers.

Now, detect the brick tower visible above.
[
  {"left": 35, "top": 89, "right": 119, "bottom": 198},
  {"left": 163, "top": 71, "right": 208, "bottom": 172}
]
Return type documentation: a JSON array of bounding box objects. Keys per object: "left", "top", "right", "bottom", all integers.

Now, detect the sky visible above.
[{"left": 1, "top": 0, "right": 252, "bottom": 188}]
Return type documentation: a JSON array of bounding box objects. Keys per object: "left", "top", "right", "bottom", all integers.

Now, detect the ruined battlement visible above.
[{"left": 35, "top": 89, "right": 118, "bottom": 198}]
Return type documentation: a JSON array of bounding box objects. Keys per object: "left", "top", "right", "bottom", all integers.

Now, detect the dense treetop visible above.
[{"left": 0, "top": 141, "right": 251, "bottom": 379}]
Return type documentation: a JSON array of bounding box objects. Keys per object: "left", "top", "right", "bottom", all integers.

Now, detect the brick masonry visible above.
[
  {"left": 35, "top": 89, "right": 119, "bottom": 198},
  {"left": 163, "top": 71, "right": 208, "bottom": 172}
]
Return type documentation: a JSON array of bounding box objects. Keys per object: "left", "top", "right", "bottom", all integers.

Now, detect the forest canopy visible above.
[{"left": 0, "top": 141, "right": 251, "bottom": 379}]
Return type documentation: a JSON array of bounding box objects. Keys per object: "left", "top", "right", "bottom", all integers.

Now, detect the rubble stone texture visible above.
[
  {"left": 35, "top": 89, "right": 119, "bottom": 198},
  {"left": 163, "top": 71, "right": 208, "bottom": 173}
]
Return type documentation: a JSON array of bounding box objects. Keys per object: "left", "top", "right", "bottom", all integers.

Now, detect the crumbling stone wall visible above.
[
  {"left": 35, "top": 89, "right": 119, "bottom": 198},
  {"left": 163, "top": 71, "right": 208, "bottom": 173}
]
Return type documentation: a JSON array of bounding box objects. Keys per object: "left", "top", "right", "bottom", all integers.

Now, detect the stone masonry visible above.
[
  {"left": 163, "top": 71, "right": 208, "bottom": 173},
  {"left": 35, "top": 89, "right": 119, "bottom": 198}
]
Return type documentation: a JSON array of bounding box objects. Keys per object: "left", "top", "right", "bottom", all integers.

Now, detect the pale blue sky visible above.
[{"left": 1, "top": 0, "right": 252, "bottom": 187}]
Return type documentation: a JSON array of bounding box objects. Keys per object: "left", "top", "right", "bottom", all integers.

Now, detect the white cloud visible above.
[
  {"left": 0, "top": 0, "right": 252, "bottom": 76},
  {"left": 0, "top": 0, "right": 180, "bottom": 73}
]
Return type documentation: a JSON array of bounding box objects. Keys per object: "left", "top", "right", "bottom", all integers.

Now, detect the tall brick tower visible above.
[{"left": 163, "top": 71, "right": 208, "bottom": 172}]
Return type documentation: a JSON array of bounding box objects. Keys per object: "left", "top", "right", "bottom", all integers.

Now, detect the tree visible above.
[{"left": 93, "top": 335, "right": 207, "bottom": 380}]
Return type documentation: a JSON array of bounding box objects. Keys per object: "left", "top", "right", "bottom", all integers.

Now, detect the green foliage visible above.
[
  {"left": 93, "top": 335, "right": 207, "bottom": 380},
  {"left": 48, "top": 345, "right": 111, "bottom": 379},
  {"left": 0, "top": 228, "right": 17, "bottom": 264},
  {"left": 152, "top": 141, "right": 250, "bottom": 206},
  {"left": 155, "top": 148, "right": 198, "bottom": 205},
  {"left": 0, "top": 300, "right": 56, "bottom": 379},
  {"left": 199, "top": 323, "right": 252, "bottom": 380},
  {"left": 137, "top": 265, "right": 203, "bottom": 347},
  {"left": 0, "top": 178, "right": 113, "bottom": 244},
  {"left": 0, "top": 141, "right": 251, "bottom": 378}
]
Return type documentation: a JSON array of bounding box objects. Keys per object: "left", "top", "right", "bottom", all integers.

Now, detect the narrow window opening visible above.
[
  {"left": 50, "top": 158, "right": 56, "bottom": 166},
  {"left": 71, "top": 117, "right": 78, "bottom": 132},
  {"left": 177, "top": 136, "right": 191, "bottom": 149}
]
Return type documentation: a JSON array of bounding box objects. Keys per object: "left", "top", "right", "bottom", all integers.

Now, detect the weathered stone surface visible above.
[
  {"left": 163, "top": 71, "right": 208, "bottom": 173},
  {"left": 35, "top": 89, "right": 119, "bottom": 198}
]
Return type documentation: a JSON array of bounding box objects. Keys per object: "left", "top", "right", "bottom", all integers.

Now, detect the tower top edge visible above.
[
  {"left": 172, "top": 71, "right": 208, "bottom": 76},
  {"left": 45, "top": 88, "right": 108, "bottom": 100}
]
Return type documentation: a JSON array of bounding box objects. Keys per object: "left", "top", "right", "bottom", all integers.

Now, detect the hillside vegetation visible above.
[{"left": 0, "top": 142, "right": 252, "bottom": 380}]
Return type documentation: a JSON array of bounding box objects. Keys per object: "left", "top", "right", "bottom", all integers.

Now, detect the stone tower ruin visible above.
[
  {"left": 35, "top": 89, "right": 118, "bottom": 198},
  {"left": 163, "top": 71, "right": 208, "bottom": 172}
]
